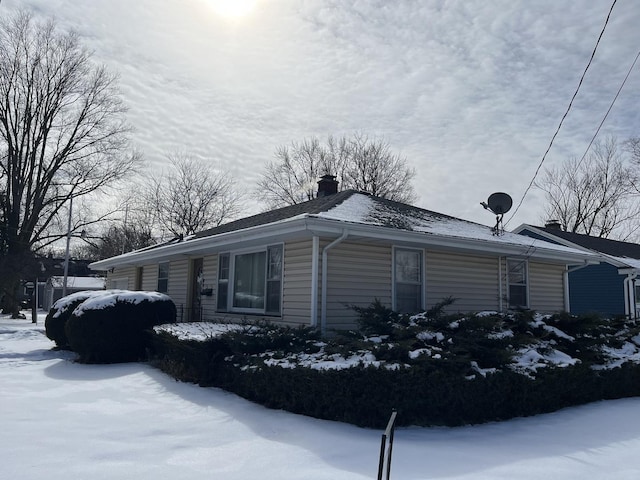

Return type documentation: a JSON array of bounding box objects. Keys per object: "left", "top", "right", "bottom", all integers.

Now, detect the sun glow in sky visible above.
[{"left": 208, "top": 0, "right": 257, "bottom": 19}]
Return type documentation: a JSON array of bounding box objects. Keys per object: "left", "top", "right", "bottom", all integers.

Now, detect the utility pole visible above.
[{"left": 62, "top": 197, "right": 73, "bottom": 297}]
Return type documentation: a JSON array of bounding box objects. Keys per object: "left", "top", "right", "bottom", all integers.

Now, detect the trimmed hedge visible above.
[
  {"left": 151, "top": 331, "right": 640, "bottom": 428},
  {"left": 149, "top": 304, "right": 640, "bottom": 428},
  {"left": 66, "top": 291, "right": 176, "bottom": 363},
  {"left": 45, "top": 290, "right": 124, "bottom": 348}
]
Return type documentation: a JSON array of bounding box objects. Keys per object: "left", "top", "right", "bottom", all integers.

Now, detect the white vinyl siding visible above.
[
  {"left": 426, "top": 251, "right": 500, "bottom": 313},
  {"left": 324, "top": 241, "right": 392, "bottom": 330},
  {"left": 529, "top": 261, "right": 566, "bottom": 312},
  {"left": 201, "top": 255, "right": 218, "bottom": 321},
  {"left": 167, "top": 259, "right": 189, "bottom": 318},
  {"left": 141, "top": 265, "right": 157, "bottom": 292},
  {"left": 282, "top": 239, "right": 314, "bottom": 327},
  {"left": 107, "top": 266, "right": 135, "bottom": 289}
]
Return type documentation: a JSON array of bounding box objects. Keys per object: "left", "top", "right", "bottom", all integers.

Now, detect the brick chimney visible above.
[
  {"left": 545, "top": 219, "right": 563, "bottom": 230},
  {"left": 317, "top": 174, "right": 338, "bottom": 197}
]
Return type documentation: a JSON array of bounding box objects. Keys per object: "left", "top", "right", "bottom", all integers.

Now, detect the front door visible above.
[{"left": 189, "top": 258, "right": 204, "bottom": 322}]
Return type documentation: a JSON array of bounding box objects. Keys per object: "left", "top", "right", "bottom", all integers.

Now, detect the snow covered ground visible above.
[{"left": 2, "top": 313, "right": 640, "bottom": 479}]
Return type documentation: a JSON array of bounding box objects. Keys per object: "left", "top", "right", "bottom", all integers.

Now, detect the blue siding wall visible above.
[{"left": 569, "top": 263, "right": 625, "bottom": 316}]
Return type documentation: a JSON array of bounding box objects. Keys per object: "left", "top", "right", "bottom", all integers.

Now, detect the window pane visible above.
[
  {"left": 267, "top": 245, "right": 283, "bottom": 281},
  {"left": 218, "top": 254, "right": 229, "bottom": 279},
  {"left": 266, "top": 280, "right": 281, "bottom": 314},
  {"left": 396, "top": 284, "right": 421, "bottom": 314},
  {"left": 217, "top": 279, "right": 228, "bottom": 310},
  {"left": 395, "top": 250, "right": 421, "bottom": 283},
  {"left": 508, "top": 260, "right": 526, "bottom": 284},
  {"left": 217, "top": 254, "right": 230, "bottom": 311},
  {"left": 233, "top": 252, "right": 266, "bottom": 309},
  {"left": 157, "top": 262, "right": 169, "bottom": 293},
  {"left": 509, "top": 285, "right": 527, "bottom": 307},
  {"left": 157, "top": 279, "right": 168, "bottom": 293},
  {"left": 394, "top": 249, "right": 423, "bottom": 313},
  {"left": 266, "top": 246, "right": 282, "bottom": 314}
]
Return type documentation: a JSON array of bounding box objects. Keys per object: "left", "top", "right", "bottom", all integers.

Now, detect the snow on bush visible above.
[
  {"left": 66, "top": 291, "right": 176, "bottom": 363},
  {"left": 73, "top": 290, "right": 171, "bottom": 317},
  {"left": 45, "top": 289, "right": 126, "bottom": 347}
]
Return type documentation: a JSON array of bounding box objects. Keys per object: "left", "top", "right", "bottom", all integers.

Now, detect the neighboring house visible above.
[
  {"left": 43, "top": 276, "right": 106, "bottom": 311},
  {"left": 89, "top": 177, "right": 598, "bottom": 331},
  {"left": 515, "top": 223, "right": 640, "bottom": 319}
]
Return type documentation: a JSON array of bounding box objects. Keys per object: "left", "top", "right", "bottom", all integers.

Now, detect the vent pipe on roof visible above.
[
  {"left": 317, "top": 174, "right": 338, "bottom": 197},
  {"left": 545, "top": 220, "right": 563, "bottom": 230}
]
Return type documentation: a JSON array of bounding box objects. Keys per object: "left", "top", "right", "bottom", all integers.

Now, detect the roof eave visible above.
[
  {"left": 89, "top": 215, "right": 313, "bottom": 270},
  {"left": 303, "top": 218, "right": 598, "bottom": 264},
  {"left": 91, "top": 216, "right": 599, "bottom": 271}
]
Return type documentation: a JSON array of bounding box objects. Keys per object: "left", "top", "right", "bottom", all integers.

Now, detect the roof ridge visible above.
[{"left": 193, "top": 190, "right": 358, "bottom": 239}]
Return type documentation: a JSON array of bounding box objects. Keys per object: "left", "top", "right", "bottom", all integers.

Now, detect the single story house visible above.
[
  {"left": 515, "top": 222, "right": 640, "bottom": 318},
  {"left": 90, "top": 177, "right": 599, "bottom": 332},
  {"left": 42, "top": 276, "right": 106, "bottom": 311}
]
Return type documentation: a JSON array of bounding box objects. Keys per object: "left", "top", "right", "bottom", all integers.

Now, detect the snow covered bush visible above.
[
  {"left": 66, "top": 291, "right": 176, "bottom": 363},
  {"left": 45, "top": 290, "right": 124, "bottom": 348},
  {"left": 150, "top": 303, "right": 640, "bottom": 427}
]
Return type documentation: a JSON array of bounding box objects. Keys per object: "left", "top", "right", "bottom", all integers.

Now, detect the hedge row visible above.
[{"left": 150, "top": 331, "right": 640, "bottom": 428}]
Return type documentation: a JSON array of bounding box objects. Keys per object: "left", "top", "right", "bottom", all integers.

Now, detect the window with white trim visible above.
[
  {"left": 217, "top": 245, "right": 283, "bottom": 315},
  {"left": 507, "top": 259, "right": 528, "bottom": 308},
  {"left": 394, "top": 248, "right": 423, "bottom": 313},
  {"left": 157, "top": 262, "right": 169, "bottom": 293}
]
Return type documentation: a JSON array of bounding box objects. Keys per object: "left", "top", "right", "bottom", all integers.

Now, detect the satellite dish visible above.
[{"left": 486, "top": 192, "right": 512, "bottom": 215}]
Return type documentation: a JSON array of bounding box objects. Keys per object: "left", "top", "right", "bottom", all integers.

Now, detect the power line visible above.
[
  {"left": 504, "top": 0, "right": 618, "bottom": 227},
  {"left": 574, "top": 48, "right": 640, "bottom": 171}
]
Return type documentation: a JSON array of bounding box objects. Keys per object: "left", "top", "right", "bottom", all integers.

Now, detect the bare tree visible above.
[
  {"left": 343, "top": 134, "right": 417, "bottom": 201},
  {"left": 77, "top": 222, "right": 156, "bottom": 261},
  {"left": 145, "top": 152, "right": 244, "bottom": 238},
  {"left": 0, "top": 11, "right": 139, "bottom": 315},
  {"left": 536, "top": 137, "right": 640, "bottom": 238},
  {"left": 256, "top": 134, "right": 417, "bottom": 209}
]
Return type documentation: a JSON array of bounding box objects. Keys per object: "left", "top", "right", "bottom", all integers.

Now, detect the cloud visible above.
[{"left": 6, "top": 0, "right": 640, "bottom": 227}]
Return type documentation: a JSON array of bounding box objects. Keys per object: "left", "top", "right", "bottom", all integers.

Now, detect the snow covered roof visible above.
[
  {"left": 48, "top": 276, "right": 105, "bottom": 290},
  {"left": 91, "top": 191, "right": 599, "bottom": 270}
]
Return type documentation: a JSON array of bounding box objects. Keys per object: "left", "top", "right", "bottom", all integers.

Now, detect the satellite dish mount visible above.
[{"left": 481, "top": 192, "right": 513, "bottom": 236}]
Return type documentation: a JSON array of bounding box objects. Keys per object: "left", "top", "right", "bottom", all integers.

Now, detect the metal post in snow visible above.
[
  {"left": 377, "top": 410, "right": 398, "bottom": 480},
  {"left": 31, "top": 278, "right": 38, "bottom": 323},
  {"left": 62, "top": 197, "right": 73, "bottom": 297}
]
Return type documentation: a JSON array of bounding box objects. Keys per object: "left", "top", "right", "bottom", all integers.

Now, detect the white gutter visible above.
[
  {"left": 624, "top": 273, "right": 637, "bottom": 319},
  {"left": 320, "top": 230, "right": 349, "bottom": 335},
  {"left": 310, "top": 236, "right": 319, "bottom": 327},
  {"left": 498, "top": 257, "right": 503, "bottom": 313},
  {"left": 563, "top": 266, "right": 570, "bottom": 313}
]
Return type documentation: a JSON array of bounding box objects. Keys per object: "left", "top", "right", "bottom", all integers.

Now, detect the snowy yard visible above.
[{"left": 2, "top": 313, "right": 640, "bottom": 479}]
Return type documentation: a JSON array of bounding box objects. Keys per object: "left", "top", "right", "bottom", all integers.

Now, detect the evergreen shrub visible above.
[
  {"left": 149, "top": 301, "right": 640, "bottom": 428},
  {"left": 66, "top": 291, "right": 176, "bottom": 363},
  {"left": 45, "top": 290, "right": 123, "bottom": 348}
]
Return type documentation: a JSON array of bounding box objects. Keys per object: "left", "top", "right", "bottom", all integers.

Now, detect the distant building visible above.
[
  {"left": 515, "top": 223, "right": 640, "bottom": 318},
  {"left": 42, "top": 276, "right": 105, "bottom": 311}
]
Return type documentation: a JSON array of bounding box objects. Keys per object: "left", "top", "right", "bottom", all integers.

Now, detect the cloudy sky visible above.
[{"left": 5, "top": 0, "right": 640, "bottom": 227}]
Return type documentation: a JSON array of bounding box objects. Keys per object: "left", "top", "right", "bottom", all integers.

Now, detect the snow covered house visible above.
[
  {"left": 515, "top": 223, "right": 640, "bottom": 318},
  {"left": 89, "top": 177, "right": 598, "bottom": 331},
  {"left": 42, "top": 276, "right": 106, "bottom": 311}
]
